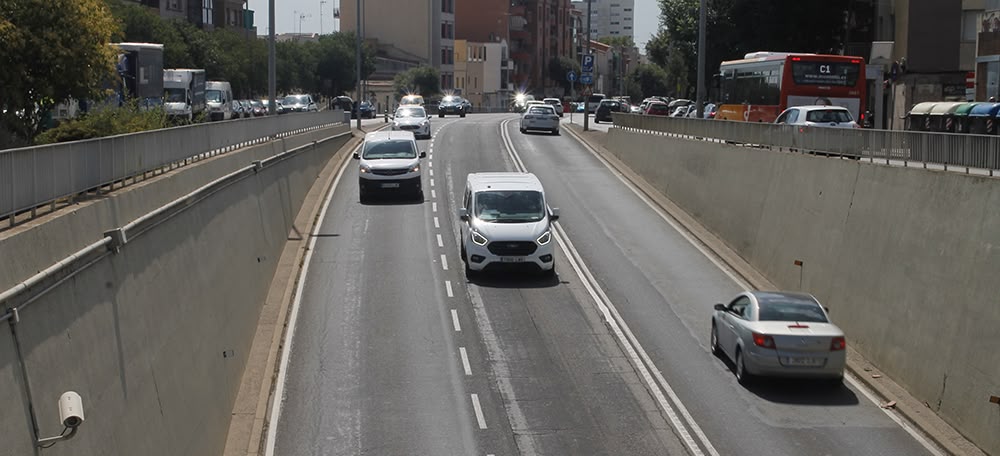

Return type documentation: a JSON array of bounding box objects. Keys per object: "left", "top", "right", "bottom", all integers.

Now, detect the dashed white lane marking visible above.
[
  {"left": 432, "top": 189, "right": 437, "bottom": 199},
  {"left": 451, "top": 309, "right": 462, "bottom": 332},
  {"left": 430, "top": 178, "right": 436, "bottom": 187},
  {"left": 471, "top": 394, "right": 487, "bottom": 429},
  {"left": 429, "top": 160, "right": 433, "bottom": 168},
  {"left": 441, "top": 254, "right": 449, "bottom": 270},
  {"left": 437, "top": 234, "right": 444, "bottom": 248},
  {"left": 445, "top": 280, "right": 454, "bottom": 297},
  {"left": 459, "top": 347, "right": 472, "bottom": 375},
  {"left": 434, "top": 216, "right": 440, "bottom": 229},
  {"left": 432, "top": 202, "right": 438, "bottom": 212},
  {"left": 430, "top": 169, "right": 434, "bottom": 177}
]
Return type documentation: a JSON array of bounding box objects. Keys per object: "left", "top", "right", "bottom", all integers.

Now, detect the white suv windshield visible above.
[
  {"left": 396, "top": 108, "right": 426, "bottom": 118},
  {"left": 363, "top": 140, "right": 417, "bottom": 159},
  {"left": 475, "top": 191, "right": 544, "bottom": 223}
]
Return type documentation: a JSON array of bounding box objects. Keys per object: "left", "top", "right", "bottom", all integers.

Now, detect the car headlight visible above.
[
  {"left": 421, "top": 120, "right": 429, "bottom": 126},
  {"left": 410, "top": 164, "right": 420, "bottom": 172},
  {"left": 359, "top": 165, "right": 371, "bottom": 174},
  {"left": 471, "top": 230, "right": 488, "bottom": 246},
  {"left": 536, "top": 231, "right": 551, "bottom": 245}
]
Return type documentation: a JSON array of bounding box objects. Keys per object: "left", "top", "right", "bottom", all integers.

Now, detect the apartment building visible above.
[
  {"left": 508, "top": 0, "right": 575, "bottom": 95},
  {"left": 455, "top": 39, "right": 514, "bottom": 110},
  {"left": 579, "top": 0, "right": 635, "bottom": 41},
  {"left": 455, "top": 0, "right": 510, "bottom": 43},
  {"left": 124, "top": 0, "right": 254, "bottom": 32},
  {"left": 341, "top": 0, "right": 456, "bottom": 91}
]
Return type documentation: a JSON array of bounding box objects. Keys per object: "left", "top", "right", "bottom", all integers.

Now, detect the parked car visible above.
[
  {"left": 282, "top": 94, "right": 318, "bottom": 112},
  {"left": 774, "top": 105, "right": 859, "bottom": 129},
  {"left": 542, "top": 98, "right": 564, "bottom": 117},
  {"left": 458, "top": 172, "right": 559, "bottom": 277},
  {"left": 645, "top": 103, "right": 671, "bottom": 116},
  {"left": 355, "top": 130, "right": 426, "bottom": 202},
  {"left": 240, "top": 100, "right": 254, "bottom": 118},
  {"left": 595, "top": 99, "right": 624, "bottom": 123},
  {"left": 391, "top": 105, "right": 431, "bottom": 139},
  {"left": 711, "top": 291, "right": 846, "bottom": 386},
  {"left": 520, "top": 104, "right": 560, "bottom": 135},
  {"left": 438, "top": 95, "right": 467, "bottom": 117},
  {"left": 249, "top": 100, "right": 266, "bottom": 116}
]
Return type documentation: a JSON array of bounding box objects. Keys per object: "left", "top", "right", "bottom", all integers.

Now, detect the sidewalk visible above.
[{"left": 561, "top": 123, "right": 986, "bottom": 456}]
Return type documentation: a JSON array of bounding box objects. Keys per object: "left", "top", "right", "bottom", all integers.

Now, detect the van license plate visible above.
[
  {"left": 381, "top": 183, "right": 400, "bottom": 188},
  {"left": 500, "top": 257, "right": 525, "bottom": 263}
]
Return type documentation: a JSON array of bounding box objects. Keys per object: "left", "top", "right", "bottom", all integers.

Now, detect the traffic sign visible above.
[
  {"left": 567, "top": 71, "right": 577, "bottom": 82},
  {"left": 582, "top": 54, "right": 595, "bottom": 73},
  {"left": 580, "top": 74, "right": 593, "bottom": 85}
]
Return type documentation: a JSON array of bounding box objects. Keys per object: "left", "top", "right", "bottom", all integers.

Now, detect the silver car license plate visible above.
[
  {"left": 784, "top": 357, "right": 823, "bottom": 367},
  {"left": 500, "top": 257, "right": 525, "bottom": 263},
  {"left": 381, "top": 183, "right": 400, "bottom": 188}
]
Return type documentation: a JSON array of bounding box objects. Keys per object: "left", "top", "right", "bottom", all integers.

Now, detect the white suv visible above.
[
  {"left": 355, "top": 131, "right": 426, "bottom": 202},
  {"left": 459, "top": 173, "right": 559, "bottom": 277}
]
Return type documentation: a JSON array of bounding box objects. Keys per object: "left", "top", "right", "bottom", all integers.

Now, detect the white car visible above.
[
  {"left": 711, "top": 291, "right": 846, "bottom": 386},
  {"left": 519, "top": 105, "right": 560, "bottom": 135},
  {"left": 542, "top": 98, "right": 564, "bottom": 117},
  {"left": 775, "top": 105, "right": 860, "bottom": 128},
  {"left": 392, "top": 106, "right": 431, "bottom": 139},
  {"left": 459, "top": 173, "right": 559, "bottom": 277},
  {"left": 355, "top": 130, "right": 425, "bottom": 202}
]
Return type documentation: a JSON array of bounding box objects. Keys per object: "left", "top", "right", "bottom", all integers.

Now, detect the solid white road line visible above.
[
  {"left": 441, "top": 254, "right": 449, "bottom": 270},
  {"left": 564, "top": 122, "right": 946, "bottom": 456},
  {"left": 459, "top": 347, "right": 473, "bottom": 375},
  {"left": 451, "top": 309, "right": 462, "bottom": 332},
  {"left": 437, "top": 234, "right": 444, "bottom": 248},
  {"left": 264, "top": 138, "right": 355, "bottom": 456},
  {"left": 499, "top": 118, "right": 719, "bottom": 456},
  {"left": 471, "top": 394, "right": 487, "bottom": 429},
  {"left": 434, "top": 216, "right": 440, "bottom": 229},
  {"left": 445, "top": 280, "right": 454, "bottom": 298}
]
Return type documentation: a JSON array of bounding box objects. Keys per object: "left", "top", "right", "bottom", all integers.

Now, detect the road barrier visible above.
[
  {"left": 0, "top": 110, "right": 345, "bottom": 226},
  {"left": 612, "top": 113, "right": 1000, "bottom": 176}
]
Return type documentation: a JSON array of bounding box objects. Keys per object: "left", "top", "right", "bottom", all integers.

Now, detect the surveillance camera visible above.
[{"left": 58, "top": 391, "right": 85, "bottom": 428}]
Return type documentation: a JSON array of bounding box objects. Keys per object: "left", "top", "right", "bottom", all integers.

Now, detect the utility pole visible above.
[
  {"left": 320, "top": 0, "right": 327, "bottom": 35},
  {"left": 268, "top": 0, "right": 276, "bottom": 115},
  {"left": 695, "top": 0, "right": 706, "bottom": 118},
  {"left": 583, "top": 0, "right": 591, "bottom": 132},
  {"left": 355, "top": 0, "right": 362, "bottom": 129}
]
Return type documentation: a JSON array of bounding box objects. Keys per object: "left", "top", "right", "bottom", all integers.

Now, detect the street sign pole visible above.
[{"left": 584, "top": 0, "right": 592, "bottom": 131}]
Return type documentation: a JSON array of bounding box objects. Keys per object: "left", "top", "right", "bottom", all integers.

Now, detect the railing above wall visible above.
[{"left": 0, "top": 110, "right": 345, "bottom": 226}]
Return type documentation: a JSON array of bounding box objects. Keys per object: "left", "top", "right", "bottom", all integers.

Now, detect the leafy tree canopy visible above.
[
  {"left": 393, "top": 65, "right": 441, "bottom": 99},
  {"left": 547, "top": 56, "right": 581, "bottom": 96}
]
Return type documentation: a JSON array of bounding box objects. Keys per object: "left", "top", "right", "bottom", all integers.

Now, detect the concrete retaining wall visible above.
[
  {"left": 0, "top": 127, "right": 351, "bottom": 456},
  {"left": 605, "top": 128, "right": 1000, "bottom": 455}
]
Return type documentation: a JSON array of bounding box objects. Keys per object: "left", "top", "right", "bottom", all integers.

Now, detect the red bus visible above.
[{"left": 716, "top": 52, "right": 866, "bottom": 123}]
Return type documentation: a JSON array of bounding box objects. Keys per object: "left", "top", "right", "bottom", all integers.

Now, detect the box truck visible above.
[{"left": 163, "top": 69, "right": 206, "bottom": 122}]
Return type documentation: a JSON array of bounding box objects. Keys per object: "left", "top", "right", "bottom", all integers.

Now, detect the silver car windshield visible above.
[
  {"left": 757, "top": 296, "right": 828, "bottom": 322},
  {"left": 475, "top": 191, "right": 544, "bottom": 223},
  {"left": 396, "top": 108, "right": 426, "bottom": 118},
  {"left": 363, "top": 140, "right": 417, "bottom": 159}
]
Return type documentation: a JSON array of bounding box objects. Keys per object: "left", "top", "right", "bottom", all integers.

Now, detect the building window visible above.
[
  {"left": 167, "top": 0, "right": 181, "bottom": 11},
  {"left": 202, "top": 0, "right": 213, "bottom": 25},
  {"left": 963, "top": 10, "right": 980, "bottom": 42}
]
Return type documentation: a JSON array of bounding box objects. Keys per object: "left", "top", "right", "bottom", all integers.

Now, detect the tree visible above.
[
  {"left": 547, "top": 56, "right": 581, "bottom": 96},
  {"left": 0, "top": 0, "right": 118, "bottom": 144},
  {"left": 316, "top": 32, "right": 377, "bottom": 97},
  {"left": 393, "top": 66, "right": 441, "bottom": 99},
  {"left": 629, "top": 64, "right": 671, "bottom": 100},
  {"left": 598, "top": 36, "right": 635, "bottom": 49}
]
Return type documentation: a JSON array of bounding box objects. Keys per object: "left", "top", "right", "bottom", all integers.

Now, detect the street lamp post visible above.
[
  {"left": 695, "top": 0, "right": 706, "bottom": 118},
  {"left": 583, "top": 0, "right": 591, "bottom": 132},
  {"left": 268, "top": 0, "right": 276, "bottom": 115},
  {"left": 355, "top": 0, "right": 362, "bottom": 129}
]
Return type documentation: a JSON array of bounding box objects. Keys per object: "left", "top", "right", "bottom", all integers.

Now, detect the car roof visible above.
[
  {"left": 364, "top": 130, "right": 416, "bottom": 143},
  {"left": 467, "top": 172, "right": 544, "bottom": 192},
  {"left": 542, "top": 98, "right": 560, "bottom": 101},
  {"left": 749, "top": 291, "right": 819, "bottom": 304},
  {"left": 788, "top": 105, "right": 850, "bottom": 112}
]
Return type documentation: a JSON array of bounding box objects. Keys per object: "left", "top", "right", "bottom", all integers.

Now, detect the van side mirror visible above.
[
  {"left": 714, "top": 303, "right": 727, "bottom": 312},
  {"left": 353, "top": 152, "right": 360, "bottom": 159},
  {"left": 420, "top": 151, "right": 427, "bottom": 158},
  {"left": 549, "top": 207, "right": 560, "bottom": 222},
  {"left": 458, "top": 208, "right": 469, "bottom": 221}
]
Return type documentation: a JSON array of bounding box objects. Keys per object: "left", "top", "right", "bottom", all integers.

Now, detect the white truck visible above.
[
  {"left": 163, "top": 69, "right": 206, "bottom": 122},
  {"left": 205, "top": 80, "right": 234, "bottom": 121}
]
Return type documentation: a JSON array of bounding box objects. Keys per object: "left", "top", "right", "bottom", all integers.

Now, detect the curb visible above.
[{"left": 562, "top": 123, "right": 984, "bottom": 456}]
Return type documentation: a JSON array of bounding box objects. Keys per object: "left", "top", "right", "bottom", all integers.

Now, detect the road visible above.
[{"left": 269, "top": 113, "right": 940, "bottom": 455}]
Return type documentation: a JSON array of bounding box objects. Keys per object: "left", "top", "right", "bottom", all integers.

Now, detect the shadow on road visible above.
[
  {"left": 467, "top": 269, "right": 561, "bottom": 289},
  {"left": 713, "top": 352, "right": 861, "bottom": 406}
]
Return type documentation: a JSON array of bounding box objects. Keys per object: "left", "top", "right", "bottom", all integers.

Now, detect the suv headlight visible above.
[
  {"left": 410, "top": 164, "right": 420, "bottom": 172},
  {"left": 471, "top": 231, "right": 488, "bottom": 246},
  {"left": 359, "top": 165, "right": 371, "bottom": 174},
  {"left": 536, "top": 231, "right": 551, "bottom": 245}
]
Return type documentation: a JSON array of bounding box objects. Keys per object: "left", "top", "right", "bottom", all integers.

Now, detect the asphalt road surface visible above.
[{"left": 269, "top": 114, "right": 941, "bottom": 456}]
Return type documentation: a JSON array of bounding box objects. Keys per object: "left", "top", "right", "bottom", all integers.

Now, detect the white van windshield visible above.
[
  {"left": 206, "top": 90, "right": 224, "bottom": 102},
  {"left": 363, "top": 140, "right": 417, "bottom": 159},
  {"left": 475, "top": 191, "right": 545, "bottom": 223}
]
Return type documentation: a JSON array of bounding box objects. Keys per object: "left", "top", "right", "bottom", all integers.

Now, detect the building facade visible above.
[
  {"left": 580, "top": 0, "right": 635, "bottom": 41},
  {"left": 508, "top": 0, "right": 575, "bottom": 96},
  {"left": 124, "top": 0, "right": 254, "bottom": 33},
  {"left": 341, "top": 0, "right": 456, "bottom": 92},
  {"left": 455, "top": 0, "right": 510, "bottom": 43},
  {"left": 456, "top": 40, "right": 513, "bottom": 110}
]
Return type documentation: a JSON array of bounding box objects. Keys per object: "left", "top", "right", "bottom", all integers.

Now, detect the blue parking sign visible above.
[{"left": 582, "top": 54, "right": 595, "bottom": 73}]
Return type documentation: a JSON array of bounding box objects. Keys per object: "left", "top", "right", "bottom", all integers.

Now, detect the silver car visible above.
[
  {"left": 519, "top": 105, "right": 560, "bottom": 135},
  {"left": 711, "top": 291, "right": 846, "bottom": 386},
  {"left": 392, "top": 106, "right": 431, "bottom": 139},
  {"left": 355, "top": 131, "right": 425, "bottom": 202}
]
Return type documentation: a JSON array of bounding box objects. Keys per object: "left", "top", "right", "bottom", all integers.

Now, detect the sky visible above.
[{"left": 246, "top": 0, "right": 661, "bottom": 52}]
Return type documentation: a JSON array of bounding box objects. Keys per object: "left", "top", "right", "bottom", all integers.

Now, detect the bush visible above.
[{"left": 34, "top": 103, "right": 170, "bottom": 145}]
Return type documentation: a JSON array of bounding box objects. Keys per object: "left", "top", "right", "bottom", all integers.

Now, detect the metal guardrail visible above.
[
  {"left": 611, "top": 113, "right": 1000, "bottom": 176},
  {"left": 0, "top": 110, "right": 346, "bottom": 226}
]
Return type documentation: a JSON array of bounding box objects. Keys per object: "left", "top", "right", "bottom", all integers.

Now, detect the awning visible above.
[
  {"left": 928, "top": 102, "right": 965, "bottom": 115},
  {"left": 908, "top": 102, "right": 937, "bottom": 115},
  {"left": 970, "top": 103, "right": 1000, "bottom": 116},
  {"left": 953, "top": 103, "right": 978, "bottom": 116}
]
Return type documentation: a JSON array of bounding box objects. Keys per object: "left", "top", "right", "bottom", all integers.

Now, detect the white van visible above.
[
  {"left": 459, "top": 173, "right": 559, "bottom": 277},
  {"left": 205, "top": 80, "right": 233, "bottom": 121}
]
